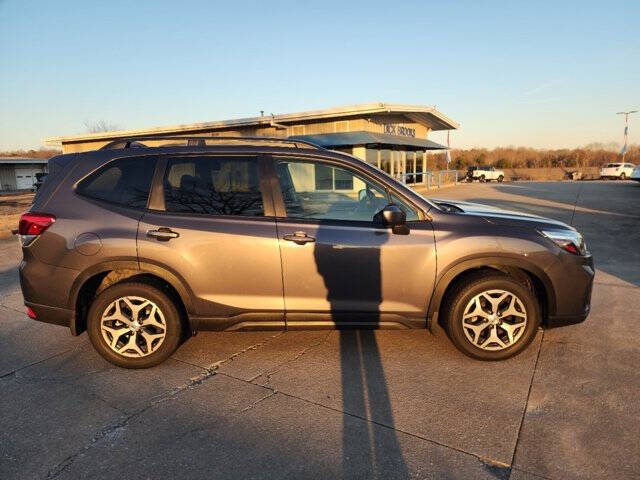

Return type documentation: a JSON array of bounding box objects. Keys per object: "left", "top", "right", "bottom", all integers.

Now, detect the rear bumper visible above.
[
  {"left": 24, "top": 301, "right": 75, "bottom": 331},
  {"left": 19, "top": 251, "right": 80, "bottom": 334}
]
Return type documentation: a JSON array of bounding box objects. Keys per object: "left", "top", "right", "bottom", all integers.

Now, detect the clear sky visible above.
[{"left": 1, "top": 0, "right": 638, "bottom": 151}]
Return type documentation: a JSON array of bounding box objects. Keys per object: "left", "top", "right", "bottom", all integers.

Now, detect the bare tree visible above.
[{"left": 83, "top": 120, "right": 119, "bottom": 133}]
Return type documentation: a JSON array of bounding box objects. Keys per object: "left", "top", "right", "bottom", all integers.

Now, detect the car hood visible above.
[{"left": 431, "top": 198, "right": 573, "bottom": 230}]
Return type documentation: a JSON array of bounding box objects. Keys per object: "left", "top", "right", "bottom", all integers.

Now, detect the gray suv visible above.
[{"left": 18, "top": 137, "right": 594, "bottom": 368}]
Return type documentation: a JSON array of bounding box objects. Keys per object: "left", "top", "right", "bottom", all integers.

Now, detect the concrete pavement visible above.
[{"left": 1, "top": 181, "right": 639, "bottom": 479}]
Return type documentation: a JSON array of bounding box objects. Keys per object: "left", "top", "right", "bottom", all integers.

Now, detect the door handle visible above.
[
  {"left": 147, "top": 228, "right": 180, "bottom": 241},
  {"left": 283, "top": 231, "right": 315, "bottom": 245}
]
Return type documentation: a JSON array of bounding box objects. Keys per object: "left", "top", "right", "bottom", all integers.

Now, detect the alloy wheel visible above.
[
  {"left": 100, "top": 296, "right": 166, "bottom": 358},
  {"left": 461, "top": 289, "right": 527, "bottom": 351}
]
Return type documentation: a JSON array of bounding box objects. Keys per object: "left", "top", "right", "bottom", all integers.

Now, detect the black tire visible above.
[
  {"left": 479, "top": 175, "right": 486, "bottom": 183},
  {"left": 443, "top": 273, "right": 540, "bottom": 361},
  {"left": 620, "top": 173, "right": 626, "bottom": 180},
  {"left": 497, "top": 175, "right": 504, "bottom": 183},
  {"left": 87, "top": 281, "right": 183, "bottom": 368}
]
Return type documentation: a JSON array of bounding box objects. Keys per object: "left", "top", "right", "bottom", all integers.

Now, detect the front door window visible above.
[{"left": 276, "top": 160, "right": 388, "bottom": 222}]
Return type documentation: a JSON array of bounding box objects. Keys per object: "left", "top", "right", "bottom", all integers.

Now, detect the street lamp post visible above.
[{"left": 616, "top": 110, "right": 638, "bottom": 162}]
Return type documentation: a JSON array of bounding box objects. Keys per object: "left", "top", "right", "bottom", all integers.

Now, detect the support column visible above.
[
  {"left": 352, "top": 146, "right": 367, "bottom": 162},
  {"left": 377, "top": 149, "right": 381, "bottom": 169},
  {"left": 402, "top": 151, "right": 407, "bottom": 183},
  {"left": 423, "top": 151, "right": 427, "bottom": 185},
  {"left": 412, "top": 152, "right": 417, "bottom": 184},
  {"left": 390, "top": 150, "right": 395, "bottom": 177}
]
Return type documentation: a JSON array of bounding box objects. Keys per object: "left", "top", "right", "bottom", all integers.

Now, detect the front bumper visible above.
[
  {"left": 545, "top": 255, "right": 594, "bottom": 328},
  {"left": 547, "top": 311, "right": 590, "bottom": 328}
]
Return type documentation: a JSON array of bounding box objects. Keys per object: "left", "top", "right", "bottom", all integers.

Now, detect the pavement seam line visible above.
[
  {"left": 0, "top": 349, "right": 74, "bottom": 379},
  {"left": 251, "top": 330, "right": 334, "bottom": 384},
  {"left": 215, "top": 370, "right": 513, "bottom": 472},
  {"left": 509, "top": 329, "right": 545, "bottom": 476},
  {"left": 592, "top": 281, "right": 639, "bottom": 290},
  {"left": 509, "top": 467, "right": 555, "bottom": 480},
  {"left": 44, "top": 332, "right": 285, "bottom": 479},
  {"left": 239, "top": 390, "right": 279, "bottom": 413},
  {"left": 0, "top": 302, "right": 28, "bottom": 316}
]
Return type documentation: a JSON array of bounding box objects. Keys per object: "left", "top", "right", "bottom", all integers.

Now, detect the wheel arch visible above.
[
  {"left": 70, "top": 261, "right": 195, "bottom": 336},
  {"left": 427, "top": 257, "right": 556, "bottom": 330}
]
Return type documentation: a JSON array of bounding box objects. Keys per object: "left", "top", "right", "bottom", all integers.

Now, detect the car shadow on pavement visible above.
[{"left": 313, "top": 221, "right": 410, "bottom": 478}]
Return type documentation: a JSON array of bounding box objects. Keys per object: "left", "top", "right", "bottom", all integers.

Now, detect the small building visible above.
[
  {"left": 0, "top": 158, "right": 48, "bottom": 191},
  {"left": 44, "top": 102, "right": 458, "bottom": 183}
]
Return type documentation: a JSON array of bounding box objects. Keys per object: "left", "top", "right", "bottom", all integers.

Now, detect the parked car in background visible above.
[
  {"left": 600, "top": 163, "right": 635, "bottom": 180},
  {"left": 18, "top": 137, "right": 593, "bottom": 368},
  {"left": 466, "top": 166, "right": 505, "bottom": 182},
  {"left": 629, "top": 165, "right": 640, "bottom": 182}
]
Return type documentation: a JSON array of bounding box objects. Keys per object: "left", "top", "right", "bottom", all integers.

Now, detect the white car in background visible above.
[
  {"left": 600, "top": 162, "right": 635, "bottom": 180},
  {"left": 466, "top": 166, "right": 505, "bottom": 182},
  {"left": 630, "top": 165, "right": 640, "bottom": 182}
]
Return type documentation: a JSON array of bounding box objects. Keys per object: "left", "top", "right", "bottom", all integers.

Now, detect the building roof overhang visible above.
[
  {"left": 0, "top": 157, "right": 49, "bottom": 164},
  {"left": 44, "top": 102, "right": 459, "bottom": 146},
  {"left": 289, "top": 132, "right": 448, "bottom": 151}
]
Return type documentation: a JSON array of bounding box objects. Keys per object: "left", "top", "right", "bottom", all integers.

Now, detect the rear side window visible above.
[
  {"left": 77, "top": 157, "right": 156, "bottom": 209},
  {"left": 163, "top": 156, "right": 264, "bottom": 217}
]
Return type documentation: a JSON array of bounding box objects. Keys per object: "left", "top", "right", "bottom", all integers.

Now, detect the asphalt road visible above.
[{"left": 1, "top": 181, "right": 639, "bottom": 480}]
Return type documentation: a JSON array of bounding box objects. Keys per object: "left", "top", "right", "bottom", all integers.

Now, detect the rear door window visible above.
[
  {"left": 163, "top": 156, "right": 264, "bottom": 217},
  {"left": 77, "top": 156, "right": 157, "bottom": 209}
]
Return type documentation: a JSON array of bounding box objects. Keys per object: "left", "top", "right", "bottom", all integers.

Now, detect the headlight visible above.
[{"left": 539, "top": 229, "right": 587, "bottom": 255}]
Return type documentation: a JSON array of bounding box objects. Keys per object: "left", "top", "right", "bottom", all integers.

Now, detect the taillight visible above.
[{"left": 18, "top": 213, "right": 55, "bottom": 245}]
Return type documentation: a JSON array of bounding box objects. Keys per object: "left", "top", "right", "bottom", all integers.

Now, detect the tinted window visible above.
[
  {"left": 163, "top": 156, "right": 264, "bottom": 216},
  {"left": 77, "top": 156, "right": 156, "bottom": 209},
  {"left": 276, "top": 159, "right": 389, "bottom": 222}
]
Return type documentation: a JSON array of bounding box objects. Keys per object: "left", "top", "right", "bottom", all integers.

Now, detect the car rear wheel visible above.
[
  {"left": 479, "top": 175, "right": 486, "bottom": 182},
  {"left": 620, "top": 173, "right": 626, "bottom": 180},
  {"left": 87, "top": 281, "right": 182, "bottom": 368},
  {"left": 443, "top": 274, "right": 540, "bottom": 360},
  {"left": 497, "top": 175, "right": 504, "bottom": 182}
]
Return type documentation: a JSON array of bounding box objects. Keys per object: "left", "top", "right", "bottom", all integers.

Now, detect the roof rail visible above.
[{"left": 99, "top": 136, "right": 324, "bottom": 151}]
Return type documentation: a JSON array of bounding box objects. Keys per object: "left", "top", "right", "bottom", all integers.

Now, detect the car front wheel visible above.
[
  {"left": 87, "top": 281, "right": 183, "bottom": 368},
  {"left": 443, "top": 274, "right": 540, "bottom": 360},
  {"left": 497, "top": 175, "right": 504, "bottom": 182},
  {"left": 620, "top": 173, "right": 626, "bottom": 180}
]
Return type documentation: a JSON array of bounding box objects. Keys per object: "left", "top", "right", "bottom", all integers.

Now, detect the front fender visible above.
[{"left": 426, "top": 255, "right": 557, "bottom": 326}]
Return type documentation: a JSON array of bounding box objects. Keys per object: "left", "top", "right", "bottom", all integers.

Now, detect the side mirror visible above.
[{"left": 374, "top": 204, "right": 408, "bottom": 234}]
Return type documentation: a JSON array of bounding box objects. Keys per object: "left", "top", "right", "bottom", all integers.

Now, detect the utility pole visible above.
[{"left": 616, "top": 110, "right": 638, "bottom": 161}]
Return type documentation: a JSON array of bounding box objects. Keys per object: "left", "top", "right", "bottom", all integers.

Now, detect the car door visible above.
[
  {"left": 269, "top": 155, "right": 436, "bottom": 328},
  {"left": 137, "top": 154, "right": 284, "bottom": 327}
]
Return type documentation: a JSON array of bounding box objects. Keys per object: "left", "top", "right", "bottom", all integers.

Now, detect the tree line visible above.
[
  {"left": 429, "top": 144, "right": 640, "bottom": 171},
  {"left": 0, "top": 148, "right": 61, "bottom": 159}
]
